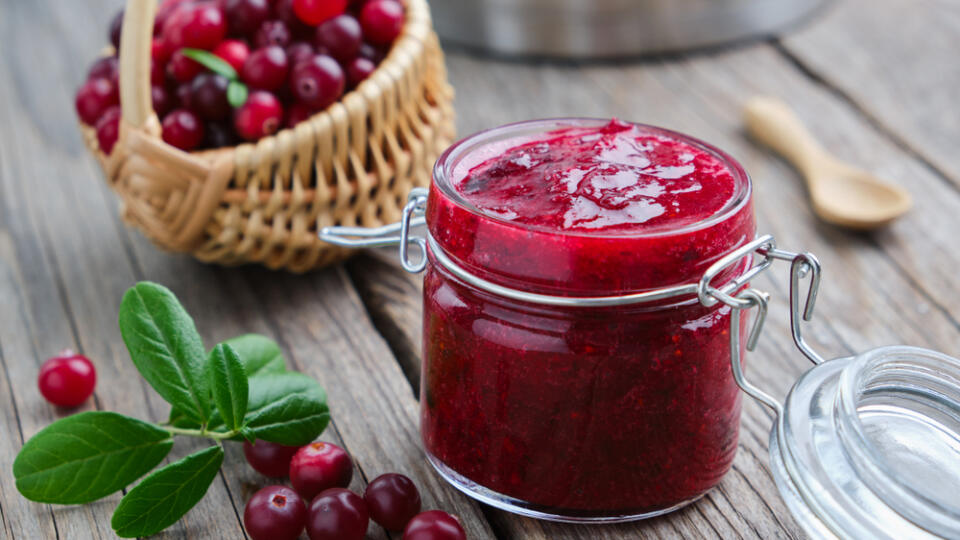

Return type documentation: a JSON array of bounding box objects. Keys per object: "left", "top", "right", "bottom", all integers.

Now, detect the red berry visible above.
[
  {"left": 289, "top": 441, "right": 353, "bottom": 500},
  {"left": 168, "top": 49, "right": 203, "bottom": 82},
  {"left": 358, "top": 41, "right": 385, "bottom": 63},
  {"left": 254, "top": 19, "right": 292, "bottom": 49},
  {"left": 402, "top": 511, "right": 466, "bottom": 540},
  {"left": 152, "top": 37, "right": 173, "bottom": 65},
  {"left": 76, "top": 77, "right": 119, "bottom": 125},
  {"left": 360, "top": 0, "right": 403, "bottom": 45},
  {"left": 242, "top": 46, "right": 289, "bottom": 90},
  {"left": 109, "top": 9, "right": 124, "bottom": 50},
  {"left": 274, "top": 0, "right": 313, "bottom": 37},
  {"left": 203, "top": 121, "right": 239, "bottom": 148},
  {"left": 162, "top": 3, "right": 227, "bottom": 51},
  {"left": 286, "top": 41, "right": 315, "bottom": 67},
  {"left": 315, "top": 14, "right": 361, "bottom": 62},
  {"left": 289, "top": 54, "right": 344, "bottom": 110},
  {"left": 191, "top": 73, "right": 231, "bottom": 120},
  {"left": 234, "top": 90, "right": 284, "bottom": 140},
  {"left": 176, "top": 83, "right": 195, "bottom": 111},
  {"left": 88, "top": 56, "right": 119, "bottom": 81},
  {"left": 285, "top": 101, "right": 314, "bottom": 128},
  {"left": 162, "top": 108, "right": 204, "bottom": 150},
  {"left": 152, "top": 84, "right": 173, "bottom": 117},
  {"left": 346, "top": 56, "right": 375, "bottom": 87},
  {"left": 213, "top": 39, "right": 250, "bottom": 73},
  {"left": 155, "top": 0, "right": 194, "bottom": 35},
  {"left": 292, "top": 0, "right": 347, "bottom": 26},
  {"left": 364, "top": 473, "right": 421, "bottom": 531},
  {"left": 306, "top": 488, "right": 368, "bottom": 540},
  {"left": 243, "top": 440, "right": 300, "bottom": 477},
  {"left": 244, "top": 485, "right": 307, "bottom": 540},
  {"left": 96, "top": 106, "right": 122, "bottom": 155},
  {"left": 222, "top": 0, "right": 271, "bottom": 36},
  {"left": 37, "top": 351, "right": 96, "bottom": 407}
]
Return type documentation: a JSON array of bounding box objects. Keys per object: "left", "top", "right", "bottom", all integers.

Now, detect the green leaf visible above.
[
  {"left": 180, "top": 47, "right": 237, "bottom": 79},
  {"left": 240, "top": 373, "right": 329, "bottom": 445},
  {"left": 119, "top": 282, "right": 211, "bottom": 423},
  {"left": 239, "top": 426, "right": 256, "bottom": 443},
  {"left": 112, "top": 446, "right": 224, "bottom": 538},
  {"left": 167, "top": 406, "right": 199, "bottom": 430},
  {"left": 13, "top": 412, "right": 173, "bottom": 504},
  {"left": 222, "top": 334, "right": 286, "bottom": 377},
  {"left": 227, "top": 80, "right": 248, "bottom": 108},
  {"left": 208, "top": 343, "right": 248, "bottom": 431}
]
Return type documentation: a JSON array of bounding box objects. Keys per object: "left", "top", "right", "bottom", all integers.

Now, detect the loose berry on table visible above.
[
  {"left": 306, "top": 488, "right": 368, "bottom": 540},
  {"left": 243, "top": 485, "right": 307, "bottom": 540},
  {"left": 37, "top": 351, "right": 97, "bottom": 408},
  {"left": 242, "top": 440, "right": 301, "bottom": 477},
  {"left": 364, "top": 473, "right": 421, "bottom": 531},
  {"left": 289, "top": 441, "right": 353, "bottom": 500},
  {"left": 402, "top": 510, "right": 467, "bottom": 540}
]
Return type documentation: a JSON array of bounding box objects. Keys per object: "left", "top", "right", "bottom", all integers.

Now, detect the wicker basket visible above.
[{"left": 80, "top": 0, "right": 455, "bottom": 272}]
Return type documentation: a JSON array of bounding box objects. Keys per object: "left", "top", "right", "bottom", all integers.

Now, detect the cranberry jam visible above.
[{"left": 422, "top": 119, "right": 755, "bottom": 521}]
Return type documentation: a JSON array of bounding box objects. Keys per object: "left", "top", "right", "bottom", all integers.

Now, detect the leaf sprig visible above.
[
  {"left": 13, "top": 282, "right": 330, "bottom": 537},
  {"left": 181, "top": 48, "right": 249, "bottom": 108}
]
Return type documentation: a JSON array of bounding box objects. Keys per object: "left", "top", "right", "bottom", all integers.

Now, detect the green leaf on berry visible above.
[
  {"left": 208, "top": 343, "right": 248, "bottom": 431},
  {"left": 119, "top": 282, "right": 211, "bottom": 423},
  {"left": 13, "top": 412, "right": 173, "bottom": 504},
  {"left": 240, "top": 373, "right": 330, "bottom": 445},
  {"left": 222, "top": 333, "right": 286, "bottom": 376},
  {"left": 111, "top": 445, "right": 224, "bottom": 537},
  {"left": 181, "top": 47, "right": 238, "bottom": 80},
  {"left": 227, "top": 80, "right": 248, "bottom": 108}
]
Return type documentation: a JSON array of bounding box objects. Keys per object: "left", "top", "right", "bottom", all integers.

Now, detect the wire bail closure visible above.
[{"left": 319, "top": 189, "right": 825, "bottom": 411}]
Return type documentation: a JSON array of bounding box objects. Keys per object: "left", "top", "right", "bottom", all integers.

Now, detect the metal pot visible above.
[{"left": 430, "top": 0, "right": 830, "bottom": 58}]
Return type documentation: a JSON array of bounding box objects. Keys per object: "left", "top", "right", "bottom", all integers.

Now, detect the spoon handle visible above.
[{"left": 743, "top": 97, "right": 830, "bottom": 178}]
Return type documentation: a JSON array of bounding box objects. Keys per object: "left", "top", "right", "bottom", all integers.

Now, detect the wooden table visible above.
[{"left": 3, "top": 0, "right": 959, "bottom": 537}]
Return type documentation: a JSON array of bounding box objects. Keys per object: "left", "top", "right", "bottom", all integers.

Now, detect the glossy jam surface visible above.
[
  {"left": 421, "top": 119, "right": 755, "bottom": 518},
  {"left": 454, "top": 119, "right": 738, "bottom": 234}
]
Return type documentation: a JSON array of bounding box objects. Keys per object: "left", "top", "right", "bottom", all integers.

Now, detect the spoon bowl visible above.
[{"left": 743, "top": 97, "right": 911, "bottom": 230}]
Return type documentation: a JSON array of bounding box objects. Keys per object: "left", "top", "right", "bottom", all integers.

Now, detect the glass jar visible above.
[{"left": 419, "top": 118, "right": 756, "bottom": 521}]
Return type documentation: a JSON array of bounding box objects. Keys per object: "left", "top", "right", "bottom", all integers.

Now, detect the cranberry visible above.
[
  {"left": 289, "top": 55, "right": 344, "bottom": 110},
  {"left": 244, "top": 485, "right": 307, "bottom": 540},
  {"left": 402, "top": 511, "right": 466, "bottom": 540},
  {"left": 254, "top": 19, "right": 292, "bottom": 49},
  {"left": 203, "top": 121, "right": 239, "bottom": 148},
  {"left": 152, "top": 84, "right": 173, "bottom": 117},
  {"left": 176, "top": 83, "right": 195, "bottom": 111},
  {"left": 286, "top": 41, "right": 315, "bottom": 67},
  {"left": 191, "top": 73, "right": 231, "bottom": 120},
  {"left": 292, "top": 0, "right": 347, "bottom": 26},
  {"left": 306, "top": 488, "right": 368, "bottom": 540},
  {"left": 96, "top": 107, "right": 122, "bottom": 155},
  {"left": 162, "top": 108, "right": 204, "bottom": 150},
  {"left": 162, "top": 2, "right": 227, "bottom": 51},
  {"left": 358, "top": 42, "right": 385, "bottom": 63},
  {"left": 360, "top": 0, "right": 403, "bottom": 45},
  {"left": 155, "top": 0, "right": 193, "bottom": 36},
  {"left": 346, "top": 56, "right": 375, "bottom": 87},
  {"left": 273, "top": 0, "right": 313, "bottom": 37},
  {"left": 289, "top": 441, "right": 353, "bottom": 500},
  {"left": 234, "top": 90, "right": 283, "bottom": 140},
  {"left": 37, "top": 351, "right": 96, "bottom": 407},
  {"left": 152, "top": 36, "right": 173, "bottom": 66},
  {"left": 285, "top": 102, "right": 313, "bottom": 128},
  {"left": 213, "top": 39, "right": 250, "bottom": 73},
  {"left": 88, "top": 56, "right": 118, "bottom": 81},
  {"left": 109, "top": 9, "right": 124, "bottom": 50},
  {"left": 242, "top": 46, "right": 289, "bottom": 90},
  {"left": 76, "top": 77, "right": 119, "bottom": 125},
  {"left": 243, "top": 440, "right": 300, "bottom": 477},
  {"left": 364, "top": 473, "right": 421, "bottom": 531},
  {"left": 168, "top": 49, "right": 203, "bottom": 82},
  {"left": 222, "top": 0, "right": 270, "bottom": 36},
  {"left": 315, "top": 14, "right": 361, "bottom": 62}
]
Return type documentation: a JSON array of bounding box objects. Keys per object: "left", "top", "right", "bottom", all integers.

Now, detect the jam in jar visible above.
[{"left": 421, "top": 118, "right": 756, "bottom": 521}]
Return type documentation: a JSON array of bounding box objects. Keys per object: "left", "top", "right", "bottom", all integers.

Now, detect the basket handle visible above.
[{"left": 118, "top": 0, "right": 158, "bottom": 129}]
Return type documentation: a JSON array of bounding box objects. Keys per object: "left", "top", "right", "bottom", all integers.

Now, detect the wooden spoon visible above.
[{"left": 743, "top": 96, "right": 911, "bottom": 229}]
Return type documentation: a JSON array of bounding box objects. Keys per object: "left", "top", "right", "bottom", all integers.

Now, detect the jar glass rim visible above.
[{"left": 431, "top": 117, "right": 753, "bottom": 239}]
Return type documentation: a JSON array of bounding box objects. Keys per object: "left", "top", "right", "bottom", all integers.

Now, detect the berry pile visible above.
[
  {"left": 77, "top": 0, "right": 405, "bottom": 155},
  {"left": 242, "top": 440, "right": 466, "bottom": 540}
]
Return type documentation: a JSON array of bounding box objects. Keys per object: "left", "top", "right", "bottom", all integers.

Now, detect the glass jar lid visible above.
[{"left": 771, "top": 346, "right": 960, "bottom": 539}]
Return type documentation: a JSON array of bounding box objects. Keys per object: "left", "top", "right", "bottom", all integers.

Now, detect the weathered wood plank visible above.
[{"left": 780, "top": 0, "right": 960, "bottom": 187}]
